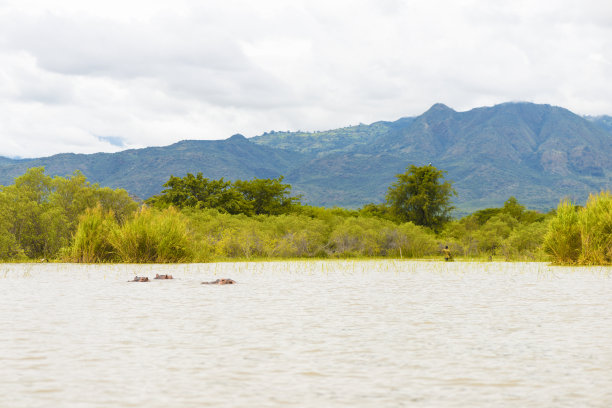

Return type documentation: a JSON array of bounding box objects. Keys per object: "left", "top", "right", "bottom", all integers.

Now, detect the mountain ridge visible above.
[
  {"left": 1, "top": 102, "right": 610, "bottom": 212},
  {"left": 252, "top": 102, "right": 611, "bottom": 210}
]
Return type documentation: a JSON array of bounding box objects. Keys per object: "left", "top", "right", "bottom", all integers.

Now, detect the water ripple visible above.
[{"left": 0, "top": 261, "right": 611, "bottom": 407}]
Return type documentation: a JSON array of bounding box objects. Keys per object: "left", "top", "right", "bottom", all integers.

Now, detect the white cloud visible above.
[{"left": 0, "top": 0, "right": 611, "bottom": 157}]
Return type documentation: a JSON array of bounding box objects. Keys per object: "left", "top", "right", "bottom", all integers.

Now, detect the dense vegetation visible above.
[
  {"left": 543, "top": 192, "right": 611, "bottom": 265},
  {"left": 0, "top": 168, "right": 137, "bottom": 260},
  {"left": 146, "top": 173, "right": 300, "bottom": 215},
  {"left": 0, "top": 167, "right": 609, "bottom": 265},
  {"left": 384, "top": 165, "right": 455, "bottom": 230}
]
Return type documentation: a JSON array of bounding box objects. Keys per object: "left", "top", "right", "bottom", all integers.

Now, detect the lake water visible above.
[{"left": 1, "top": 261, "right": 611, "bottom": 407}]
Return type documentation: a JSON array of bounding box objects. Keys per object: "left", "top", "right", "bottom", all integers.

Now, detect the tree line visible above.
[
  {"left": 0, "top": 166, "right": 609, "bottom": 264},
  {"left": 145, "top": 173, "right": 300, "bottom": 215},
  {"left": 0, "top": 168, "right": 136, "bottom": 260},
  {"left": 146, "top": 164, "right": 456, "bottom": 230}
]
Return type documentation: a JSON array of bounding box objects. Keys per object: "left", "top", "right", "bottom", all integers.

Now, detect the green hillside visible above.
[
  {"left": 1, "top": 102, "right": 610, "bottom": 212},
  {"left": 0, "top": 135, "right": 306, "bottom": 200},
  {"left": 254, "top": 102, "right": 611, "bottom": 211}
]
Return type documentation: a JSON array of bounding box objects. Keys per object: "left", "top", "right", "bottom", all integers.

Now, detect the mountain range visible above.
[{"left": 1, "top": 102, "right": 611, "bottom": 214}]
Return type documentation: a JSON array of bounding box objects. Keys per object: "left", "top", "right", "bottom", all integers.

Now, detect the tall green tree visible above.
[
  {"left": 502, "top": 196, "right": 525, "bottom": 220},
  {"left": 0, "top": 167, "right": 137, "bottom": 260},
  {"left": 148, "top": 173, "right": 250, "bottom": 214},
  {"left": 2, "top": 167, "right": 60, "bottom": 257},
  {"left": 385, "top": 164, "right": 456, "bottom": 230},
  {"left": 149, "top": 174, "right": 300, "bottom": 216},
  {"left": 234, "top": 176, "right": 300, "bottom": 215}
]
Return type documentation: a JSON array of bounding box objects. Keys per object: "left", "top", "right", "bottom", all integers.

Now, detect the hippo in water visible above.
[
  {"left": 154, "top": 274, "right": 173, "bottom": 279},
  {"left": 202, "top": 278, "right": 236, "bottom": 285},
  {"left": 130, "top": 276, "right": 149, "bottom": 282}
]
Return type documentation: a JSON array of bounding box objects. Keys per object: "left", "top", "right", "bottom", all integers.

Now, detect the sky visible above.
[{"left": 0, "top": 0, "right": 611, "bottom": 158}]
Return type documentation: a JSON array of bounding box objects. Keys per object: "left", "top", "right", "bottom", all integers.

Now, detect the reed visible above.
[
  {"left": 109, "top": 206, "right": 192, "bottom": 263},
  {"left": 543, "top": 199, "right": 581, "bottom": 264},
  {"left": 543, "top": 191, "right": 611, "bottom": 265},
  {"left": 578, "top": 191, "right": 612, "bottom": 265},
  {"left": 69, "top": 205, "right": 118, "bottom": 263}
]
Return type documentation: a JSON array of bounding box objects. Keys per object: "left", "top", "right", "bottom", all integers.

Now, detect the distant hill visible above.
[
  {"left": 254, "top": 102, "right": 612, "bottom": 211},
  {"left": 1, "top": 102, "right": 610, "bottom": 213},
  {"left": 585, "top": 115, "right": 612, "bottom": 133},
  {"left": 0, "top": 135, "right": 304, "bottom": 200}
]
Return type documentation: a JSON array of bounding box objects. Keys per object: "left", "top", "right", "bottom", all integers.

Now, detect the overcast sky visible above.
[{"left": 1, "top": 0, "right": 611, "bottom": 158}]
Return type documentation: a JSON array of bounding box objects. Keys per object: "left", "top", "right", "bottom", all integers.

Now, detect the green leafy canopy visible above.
[{"left": 385, "top": 165, "right": 456, "bottom": 231}]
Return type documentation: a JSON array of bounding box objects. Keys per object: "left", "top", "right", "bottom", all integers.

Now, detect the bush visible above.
[
  {"left": 263, "top": 215, "right": 328, "bottom": 257},
  {"left": 543, "top": 199, "right": 582, "bottom": 264},
  {"left": 0, "top": 224, "right": 22, "bottom": 260},
  {"left": 69, "top": 206, "right": 118, "bottom": 263},
  {"left": 109, "top": 207, "right": 192, "bottom": 263},
  {"left": 578, "top": 191, "right": 612, "bottom": 265},
  {"left": 329, "top": 217, "right": 387, "bottom": 257},
  {"left": 500, "top": 221, "right": 548, "bottom": 260},
  {"left": 394, "top": 222, "right": 438, "bottom": 257},
  {"left": 543, "top": 192, "right": 611, "bottom": 265},
  {"left": 215, "top": 224, "right": 266, "bottom": 258}
]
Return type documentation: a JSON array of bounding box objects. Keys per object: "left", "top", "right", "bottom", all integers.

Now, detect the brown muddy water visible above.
[{"left": 1, "top": 261, "right": 611, "bottom": 407}]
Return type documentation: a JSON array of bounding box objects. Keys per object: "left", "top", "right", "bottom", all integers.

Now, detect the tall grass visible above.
[
  {"left": 544, "top": 191, "right": 611, "bottom": 265},
  {"left": 578, "top": 191, "right": 612, "bottom": 265},
  {"left": 543, "top": 199, "right": 581, "bottom": 264},
  {"left": 69, "top": 206, "right": 117, "bottom": 262},
  {"left": 109, "top": 207, "right": 192, "bottom": 263}
]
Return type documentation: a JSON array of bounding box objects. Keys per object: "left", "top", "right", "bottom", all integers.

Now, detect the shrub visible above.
[
  {"left": 329, "top": 217, "right": 386, "bottom": 257},
  {"left": 109, "top": 207, "right": 192, "bottom": 263},
  {"left": 578, "top": 191, "right": 612, "bottom": 265},
  {"left": 215, "top": 224, "right": 266, "bottom": 259},
  {"left": 394, "top": 222, "right": 438, "bottom": 257},
  {"left": 543, "top": 199, "right": 581, "bottom": 264},
  {"left": 500, "top": 221, "right": 549, "bottom": 260},
  {"left": 69, "top": 206, "right": 118, "bottom": 262}
]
